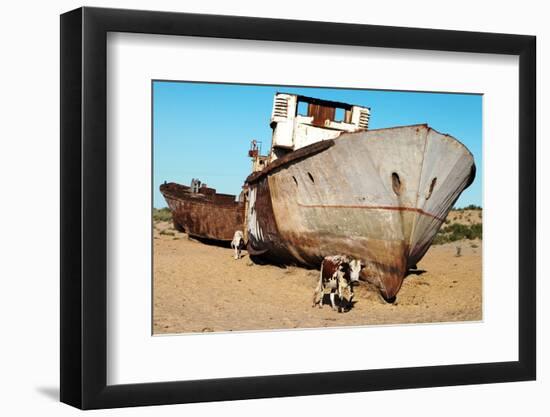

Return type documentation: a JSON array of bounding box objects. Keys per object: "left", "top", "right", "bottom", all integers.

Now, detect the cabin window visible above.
[
  {"left": 334, "top": 108, "right": 345, "bottom": 122},
  {"left": 297, "top": 101, "right": 308, "bottom": 116},
  {"left": 391, "top": 172, "right": 401, "bottom": 195},
  {"left": 307, "top": 172, "right": 315, "bottom": 183},
  {"left": 292, "top": 176, "right": 298, "bottom": 186},
  {"left": 426, "top": 177, "right": 437, "bottom": 200}
]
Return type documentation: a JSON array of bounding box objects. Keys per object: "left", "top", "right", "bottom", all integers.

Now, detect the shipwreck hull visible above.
[
  {"left": 160, "top": 182, "right": 244, "bottom": 241},
  {"left": 246, "top": 124, "right": 475, "bottom": 299}
]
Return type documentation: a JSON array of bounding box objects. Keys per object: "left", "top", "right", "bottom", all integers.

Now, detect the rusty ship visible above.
[
  {"left": 244, "top": 93, "right": 476, "bottom": 300},
  {"left": 160, "top": 92, "right": 475, "bottom": 300},
  {"left": 159, "top": 179, "right": 244, "bottom": 242}
]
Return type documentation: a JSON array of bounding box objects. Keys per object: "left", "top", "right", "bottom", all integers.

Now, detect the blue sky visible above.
[{"left": 153, "top": 81, "right": 482, "bottom": 208}]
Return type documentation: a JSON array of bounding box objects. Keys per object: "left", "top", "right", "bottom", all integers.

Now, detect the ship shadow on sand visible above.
[
  {"left": 189, "top": 232, "right": 426, "bottom": 307},
  {"left": 189, "top": 236, "right": 233, "bottom": 249}
]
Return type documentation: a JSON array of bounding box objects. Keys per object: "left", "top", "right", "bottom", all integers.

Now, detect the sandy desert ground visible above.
[{"left": 153, "top": 216, "right": 482, "bottom": 334}]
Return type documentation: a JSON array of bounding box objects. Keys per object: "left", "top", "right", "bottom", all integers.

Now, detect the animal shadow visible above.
[
  {"left": 406, "top": 268, "right": 426, "bottom": 277},
  {"left": 320, "top": 294, "right": 357, "bottom": 312}
]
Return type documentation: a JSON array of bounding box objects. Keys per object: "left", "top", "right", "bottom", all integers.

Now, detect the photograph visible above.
[
  {"left": 152, "top": 81, "right": 483, "bottom": 334},
  {"left": 0, "top": 0, "right": 542, "bottom": 413}
]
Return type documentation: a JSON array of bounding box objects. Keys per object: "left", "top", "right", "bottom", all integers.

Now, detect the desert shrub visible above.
[
  {"left": 452, "top": 204, "right": 482, "bottom": 211},
  {"left": 470, "top": 223, "right": 482, "bottom": 239},
  {"left": 153, "top": 207, "right": 172, "bottom": 222},
  {"left": 432, "top": 233, "right": 450, "bottom": 245},
  {"left": 432, "top": 222, "right": 482, "bottom": 245}
]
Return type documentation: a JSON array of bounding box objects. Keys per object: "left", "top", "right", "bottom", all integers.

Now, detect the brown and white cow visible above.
[
  {"left": 312, "top": 255, "right": 363, "bottom": 312},
  {"left": 230, "top": 230, "right": 245, "bottom": 260}
]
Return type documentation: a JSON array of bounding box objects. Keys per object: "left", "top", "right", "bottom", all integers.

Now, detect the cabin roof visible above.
[{"left": 276, "top": 92, "right": 370, "bottom": 111}]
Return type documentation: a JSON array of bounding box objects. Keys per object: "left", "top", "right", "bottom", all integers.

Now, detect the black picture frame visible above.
[{"left": 60, "top": 6, "right": 536, "bottom": 410}]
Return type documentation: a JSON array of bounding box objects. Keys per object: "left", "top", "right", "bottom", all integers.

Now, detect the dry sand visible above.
[{"left": 153, "top": 220, "right": 482, "bottom": 334}]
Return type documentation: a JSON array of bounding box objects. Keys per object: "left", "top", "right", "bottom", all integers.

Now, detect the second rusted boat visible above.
[{"left": 160, "top": 180, "right": 244, "bottom": 242}]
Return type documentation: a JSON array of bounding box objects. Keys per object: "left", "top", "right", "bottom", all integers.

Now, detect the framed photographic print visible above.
[{"left": 60, "top": 6, "right": 536, "bottom": 410}]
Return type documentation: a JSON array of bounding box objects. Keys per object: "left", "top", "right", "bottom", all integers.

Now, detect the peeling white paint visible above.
[{"left": 247, "top": 186, "right": 264, "bottom": 242}]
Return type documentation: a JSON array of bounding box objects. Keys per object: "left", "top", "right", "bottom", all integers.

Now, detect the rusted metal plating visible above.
[
  {"left": 160, "top": 182, "right": 244, "bottom": 242},
  {"left": 246, "top": 125, "right": 475, "bottom": 300}
]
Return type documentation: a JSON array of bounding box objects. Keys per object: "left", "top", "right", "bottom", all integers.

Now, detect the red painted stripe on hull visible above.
[{"left": 296, "top": 203, "right": 445, "bottom": 222}]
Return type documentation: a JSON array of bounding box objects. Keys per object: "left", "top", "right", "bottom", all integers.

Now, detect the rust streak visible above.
[{"left": 296, "top": 203, "right": 446, "bottom": 222}]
